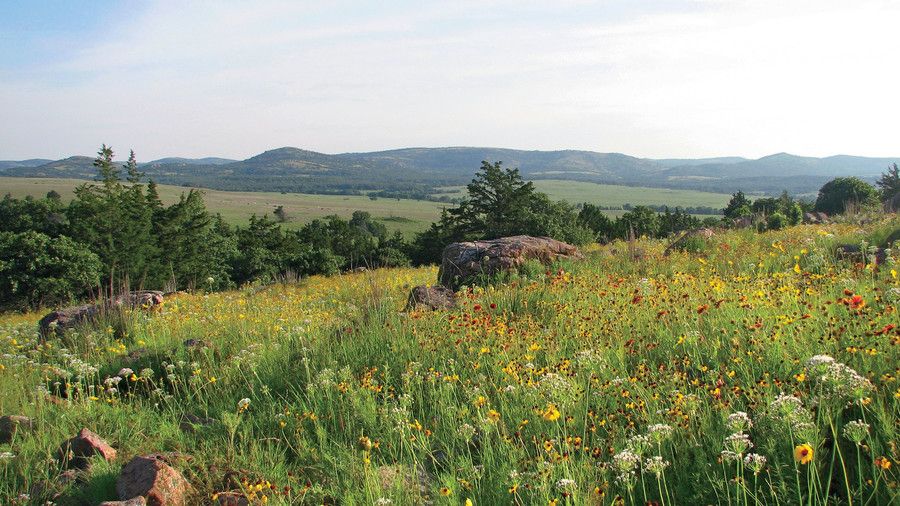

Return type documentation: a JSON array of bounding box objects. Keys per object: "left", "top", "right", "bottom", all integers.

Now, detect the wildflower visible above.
[
  {"left": 118, "top": 367, "right": 134, "bottom": 377},
  {"left": 612, "top": 450, "right": 641, "bottom": 474},
  {"left": 842, "top": 420, "right": 869, "bottom": 445},
  {"left": 487, "top": 409, "right": 501, "bottom": 423},
  {"left": 643, "top": 456, "right": 670, "bottom": 477},
  {"left": 647, "top": 423, "right": 674, "bottom": 443},
  {"left": 542, "top": 404, "right": 561, "bottom": 422},
  {"left": 439, "top": 487, "right": 452, "bottom": 496},
  {"left": 874, "top": 457, "right": 892, "bottom": 470},
  {"left": 723, "top": 432, "right": 753, "bottom": 455},
  {"left": 0, "top": 451, "right": 15, "bottom": 459},
  {"left": 375, "top": 498, "right": 393, "bottom": 505},
  {"left": 794, "top": 444, "right": 814, "bottom": 465},
  {"left": 555, "top": 478, "right": 576, "bottom": 491},
  {"left": 726, "top": 412, "right": 753, "bottom": 433},
  {"left": 743, "top": 453, "right": 767, "bottom": 474},
  {"left": 237, "top": 398, "right": 251, "bottom": 413},
  {"left": 627, "top": 434, "right": 651, "bottom": 456}
]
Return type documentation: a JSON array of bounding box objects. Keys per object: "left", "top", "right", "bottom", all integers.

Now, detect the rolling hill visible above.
[{"left": 1, "top": 147, "right": 895, "bottom": 197}]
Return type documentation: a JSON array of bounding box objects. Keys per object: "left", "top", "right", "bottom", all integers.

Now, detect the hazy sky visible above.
[{"left": 1, "top": 0, "right": 898, "bottom": 161}]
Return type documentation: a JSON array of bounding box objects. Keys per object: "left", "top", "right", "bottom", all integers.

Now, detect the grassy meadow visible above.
[
  {"left": 1, "top": 177, "right": 730, "bottom": 237},
  {"left": 0, "top": 177, "right": 448, "bottom": 237},
  {"left": 433, "top": 179, "right": 733, "bottom": 209},
  {"left": 0, "top": 218, "right": 898, "bottom": 504}
]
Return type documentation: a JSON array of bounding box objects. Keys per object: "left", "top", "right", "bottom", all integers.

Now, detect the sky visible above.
[{"left": 1, "top": 0, "right": 899, "bottom": 161}]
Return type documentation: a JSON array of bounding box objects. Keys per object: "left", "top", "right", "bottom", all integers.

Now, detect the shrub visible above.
[
  {"left": 767, "top": 212, "right": 788, "bottom": 231},
  {"left": 0, "top": 231, "right": 102, "bottom": 310}
]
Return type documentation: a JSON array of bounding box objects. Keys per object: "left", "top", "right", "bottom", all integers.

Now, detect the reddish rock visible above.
[
  {"left": 57, "top": 428, "right": 117, "bottom": 470},
  {"left": 0, "top": 415, "right": 34, "bottom": 443},
  {"left": 406, "top": 285, "right": 457, "bottom": 311},
  {"left": 117, "top": 455, "right": 193, "bottom": 506},
  {"left": 439, "top": 235, "right": 583, "bottom": 289}
]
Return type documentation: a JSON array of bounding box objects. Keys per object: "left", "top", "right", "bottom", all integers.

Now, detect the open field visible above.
[
  {"left": 434, "top": 179, "right": 733, "bottom": 209},
  {"left": 0, "top": 177, "right": 449, "bottom": 236},
  {"left": 0, "top": 218, "right": 897, "bottom": 504},
  {"left": 2, "top": 177, "right": 730, "bottom": 237}
]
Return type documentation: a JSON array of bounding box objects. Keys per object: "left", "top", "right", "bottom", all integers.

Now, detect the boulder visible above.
[
  {"left": 733, "top": 216, "right": 753, "bottom": 229},
  {"left": 438, "top": 236, "right": 583, "bottom": 289},
  {"left": 100, "top": 498, "right": 148, "bottom": 506},
  {"left": 406, "top": 285, "right": 457, "bottom": 311},
  {"left": 835, "top": 244, "right": 887, "bottom": 265},
  {"left": 803, "top": 212, "right": 820, "bottom": 224},
  {"left": 56, "top": 428, "right": 117, "bottom": 470},
  {"left": 117, "top": 455, "right": 193, "bottom": 506},
  {"left": 664, "top": 228, "right": 716, "bottom": 256},
  {"left": 0, "top": 415, "right": 34, "bottom": 443},
  {"left": 815, "top": 212, "right": 829, "bottom": 223},
  {"left": 39, "top": 291, "right": 164, "bottom": 337}
]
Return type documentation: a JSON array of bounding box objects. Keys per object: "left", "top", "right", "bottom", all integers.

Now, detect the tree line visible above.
[{"left": 1, "top": 146, "right": 896, "bottom": 311}]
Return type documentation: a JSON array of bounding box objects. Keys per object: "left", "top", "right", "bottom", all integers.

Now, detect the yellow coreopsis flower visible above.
[
  {"left": 542, "top": 404, "right": 561, "bottom": 422},
  {"left": 794, "top": 443, "right": 814, "bottom": 464}
]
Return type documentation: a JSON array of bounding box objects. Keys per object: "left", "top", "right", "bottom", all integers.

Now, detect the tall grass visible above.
[{"left": 0, "top": 221, "right": 897, "bottom": 504}]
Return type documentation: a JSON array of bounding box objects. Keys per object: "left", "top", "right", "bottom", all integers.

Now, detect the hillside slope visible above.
[
  {"left": 0, "top": 219, "right": 897, "bottom": 503},
  {"left": 1, "top": 147, "right": 895, "bottom": 196}
]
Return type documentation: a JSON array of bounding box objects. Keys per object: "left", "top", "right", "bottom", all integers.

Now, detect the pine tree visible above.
[{"left": 877, "top": 163, "right": 900, "bottom": 201}]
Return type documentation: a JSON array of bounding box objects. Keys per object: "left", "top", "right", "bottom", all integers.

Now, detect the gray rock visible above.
[
  {"left": 0, "top": 415, "right": 34, "bottom": 443},
  {"left": 407, "top": 285, "right": 457, "bottom": 311},
  {"left": 439, "top": 235, "right": 583, "bottom": 289}
]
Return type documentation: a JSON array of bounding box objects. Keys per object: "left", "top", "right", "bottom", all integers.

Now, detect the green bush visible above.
[
  {"left": 0, "top": 231, "right": 102, "bottom": 310},
  {"left": 767, "top": 212, "right": 788, "bottom": 231}
]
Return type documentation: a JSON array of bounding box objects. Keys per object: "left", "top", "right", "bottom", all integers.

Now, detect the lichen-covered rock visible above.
[
  {"left": 39, "top": 291, "right": 164, "bottom": 336},
  {"left": 100, "top": 497, "right": 147, "bottom": 506},
  {"left": 56, "top": 428, "right": 117, "bottom": 470},
  {"left": 117, "top": 455, "right": 193, "bottom": 506},
  {"left": 438, "top": 236, "right": 583, "bottom": 289},
  {"left": 664, "top": 228, "right": 716, "bottom": 256},
  {"left": 0, "top": 415, "right": 34, "bottom": 443},
  {"left": 406, "top": 285, "right": 457, "bottom": 310}
]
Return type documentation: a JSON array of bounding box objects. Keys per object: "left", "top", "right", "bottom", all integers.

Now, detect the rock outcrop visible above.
[
  {"left": 664, "top": 228, "right": 716, "bottom": 256},
  {"left": 438, "top": 236, "right": 583, "bottom": 289},
  {"left": 56, "top": 428, "right": 117, "bottom": 470},
  {"left": 39, "top": 291, "right": 164, "bottom": 336},
  {"left": 0, "top": 415, "right": 34, "bottom": 443},
  {"left": 406, "top": 285, "right": 457, "bottom": 311},
  {"left": 117, "top": 454, "right": 193, "bottom": 506}
]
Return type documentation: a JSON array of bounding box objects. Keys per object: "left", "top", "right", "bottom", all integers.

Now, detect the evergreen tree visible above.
[
  {"left": 125, "top": 149, "right": 144, "bottom": 184},
  {"left": 877, "top": 163, "right": 900, "bottom": 201},
  {"left": 723, "top": 191, "right": 752, "bottom": 220},
  {"left": 153, "top": 190, "right": 234, "bottom": 290},
  {"left": 67, "top": 145, "right": 156, "bottom": 288}
]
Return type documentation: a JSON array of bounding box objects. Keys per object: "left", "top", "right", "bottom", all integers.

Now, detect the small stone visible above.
[
  {"left": 117, "top": 455, "right": 193, "bottom": 506},
  {"left": 0, "top": 415, "right": 34, "bottom": 444},
  {"left": 56, "top": 428, "right": 117, "bottom": 470},
  {"left": 100, "top": 497, "right": 147, "bottom": 506},
  {"left": 215, "top": 492, "right": 250, "bottom": 506}
]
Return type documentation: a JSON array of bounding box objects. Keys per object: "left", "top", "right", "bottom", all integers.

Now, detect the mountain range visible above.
[{"left": 1, "top": 147, "right": 896, "bottom": 198}]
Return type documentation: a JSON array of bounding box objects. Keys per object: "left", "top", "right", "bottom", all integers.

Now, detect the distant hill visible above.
[
  {"left": 144, "top": 157, "right": 237, "bottom": 166},
  {"left": 0, "top": 147, "right": 895, "bottom": 197},
  {"left": 0, "top": 159, "right": 53, "bottom": 170}
]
